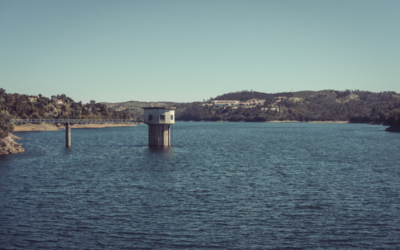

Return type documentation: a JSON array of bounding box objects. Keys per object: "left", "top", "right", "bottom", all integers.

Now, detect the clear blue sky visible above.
[{"left": 1, "top": 0, "right": 399, "bottom": 103}]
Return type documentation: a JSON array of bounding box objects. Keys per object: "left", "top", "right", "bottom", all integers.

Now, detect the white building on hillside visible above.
[{"left": 212, "top": 100, "right": 240, "bottom": 107}]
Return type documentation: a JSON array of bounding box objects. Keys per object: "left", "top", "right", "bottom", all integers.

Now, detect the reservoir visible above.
[{"left": 1, "top": 122, "right": 400, "bottom": 249}]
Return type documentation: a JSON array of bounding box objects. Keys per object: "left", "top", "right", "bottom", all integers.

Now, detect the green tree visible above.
[
  {"left": 0, "top": 89, "right": 5, "bottom": 113},
  {"left": 91, "top": 105, "right": 98, "bottom": 115},
  {"left": 100, "top": 104, "right": 109, "bottom": 117},
  {"left": 0, "top": 113, "right": 13, "bottom": 138}
]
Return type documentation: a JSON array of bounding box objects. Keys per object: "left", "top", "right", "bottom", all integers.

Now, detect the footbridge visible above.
[{"left": 11, "top": 119, "right": 137, "bottom": 147}]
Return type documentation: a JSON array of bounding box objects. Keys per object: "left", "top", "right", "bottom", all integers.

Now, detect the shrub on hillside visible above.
[{"left": 0, "top": 113, "right": 14, "bottom": 139}]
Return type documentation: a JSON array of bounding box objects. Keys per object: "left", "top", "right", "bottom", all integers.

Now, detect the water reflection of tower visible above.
[{"left": 143, "top": 107, "right": 175, "bottom": 147}]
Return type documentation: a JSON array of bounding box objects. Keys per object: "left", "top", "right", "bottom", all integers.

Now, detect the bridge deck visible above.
[{"left": 12, "top": 119, "right": 137, "bottom": 125}]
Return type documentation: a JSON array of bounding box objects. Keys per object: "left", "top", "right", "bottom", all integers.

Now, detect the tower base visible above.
[{"left": 148, "top": 124, "right": 170, "bottom": 147}]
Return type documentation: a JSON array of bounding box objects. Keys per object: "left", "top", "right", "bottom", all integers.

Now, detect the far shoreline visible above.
[
  {"left": 13, "top": 120, "right": 389, "bottom": 133},
  {"left": 269, "top": 120, "right": 349, "bottom": 123},
  {"left": 13, "top": 123, "right": 138, "bottom": 132},
  {"left": 180, "top": 120, "right": 350, "bottom": 123}
]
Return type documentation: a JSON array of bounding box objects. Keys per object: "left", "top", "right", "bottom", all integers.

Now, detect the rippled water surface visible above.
[{"left": 1, "top": 122, "right": 400, "bottom": 249}]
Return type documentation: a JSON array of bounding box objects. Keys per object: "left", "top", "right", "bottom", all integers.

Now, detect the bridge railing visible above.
[{"left": 11, "top": 119, "right": 137, "bottom": 125}]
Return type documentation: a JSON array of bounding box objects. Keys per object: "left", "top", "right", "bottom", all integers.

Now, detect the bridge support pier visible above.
[
  {"left": 148, "top": 124, "right": 170, "bottom": 147},
  {"left": 65, "top": 123, "right": 71, "bottom": 147}
]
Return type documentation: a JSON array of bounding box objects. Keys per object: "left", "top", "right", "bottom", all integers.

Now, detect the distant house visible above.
[
  {"left": 56, "top": 99, "right": 64, "bottom": 105},
  {"left": 213, "top": 102, "right": 234, "bottom": 107},
  {"left": 212, "top": 100, "right": 240, "bottom": 107},
  {"left": 270, "top": 107, "right": 279, "bottom": 112},
  {"left": 253, "top": 99, "right": 266, "bottom": 105},
  {"left": 261, "top": 107, "right": 279, "bottom": 112},
  {"left": 201, "top": 104, "right": 213, "bottom": 108},
  {"left": 275, "top": 96, "right": 287, "bottom": 101}
]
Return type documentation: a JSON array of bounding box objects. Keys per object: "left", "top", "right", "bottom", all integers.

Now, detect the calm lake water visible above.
[{"left": 1, "top": 122, "right": 400, "bottom": 249}]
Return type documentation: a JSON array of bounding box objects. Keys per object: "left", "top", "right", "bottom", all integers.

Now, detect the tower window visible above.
[
  {"left": 160, "top": 115, "right": 165, "bottom": 120},
  {"left": 148, "top": 115, "right": 153, "bottom": 121},
  {"left": 171, "top": 115, "right": 174, "bottom": 120}
]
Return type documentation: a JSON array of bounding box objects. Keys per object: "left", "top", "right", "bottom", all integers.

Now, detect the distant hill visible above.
[
  {"left": 175, "top": 90, "right": 400, "bottom": 123},
  {"left": 3, "top": 88, "right": 399, "bottom": 125},
  {"left": 101, "top": 100, "right": 180, "bottom": 109},
  {"left": 212, "top": 90, "right": 293, "bottom": 101},
  {"left": 101, "top": 101, "right": 183, "bottom": 121}
]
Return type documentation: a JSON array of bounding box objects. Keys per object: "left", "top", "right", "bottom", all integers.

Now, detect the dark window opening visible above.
[
  {"left": 160, "top": 115, "right": 165, "bottom": 120},
  {"left": 148, "top": 115, "right": 153, "bottom": 121},
  {"left": 171, "top": 115, "right": 174, "bottom": 120}
]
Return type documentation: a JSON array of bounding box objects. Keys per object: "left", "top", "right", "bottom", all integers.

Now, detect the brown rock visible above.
[
  {"left": 0, "top": 133, "right": 25, "bottom": 155},
  {"left": 10, "top": 134, "right": 22, "bottom": 140}
]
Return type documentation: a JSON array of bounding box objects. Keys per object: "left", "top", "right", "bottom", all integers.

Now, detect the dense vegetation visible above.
[
  {"left": 0, "top": 88, "right": 133, "bottom": 138},
  {"left": 0, "top": 113, "right": 13, "bottom": 139},
  {"left": 2, "top": 88, "right": 400, "bottom": 138},
  {"left": 386, "top": 110, "right": 400, "bottom": 126},
  {"left": 211, "top": 90, "right": 293, "bottom": 102},
  {"left": 385, "top": 109, "right": 400, "bottom": 132},
  {"left": 175, "top": 90, "right": 400, "bottom": 124}
]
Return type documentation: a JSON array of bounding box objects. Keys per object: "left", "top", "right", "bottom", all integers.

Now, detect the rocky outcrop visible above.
[
  {"left": 385, "top": 126, "right": 400, "bottom": 132},
  {"left": 0, "top": 134, "right": 25, "bottom": 155}
]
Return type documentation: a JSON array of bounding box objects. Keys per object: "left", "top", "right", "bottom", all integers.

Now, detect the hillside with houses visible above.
[
  {"left": 175, "top": 90, "right": 400, "bottom": 123},
  {"left": 202, "top": 96, "right": 288, "bottom": 112},
  {"left": 2, "top": 88, "right": 400, "bottom": 126}
]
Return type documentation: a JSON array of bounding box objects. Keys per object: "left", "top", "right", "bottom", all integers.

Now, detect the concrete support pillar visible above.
[
  {"left": 148, "top": 124, "right": 170, "bottom": 147},
  {"left": 65, "top": 123, "right": 71, "bottom": 147}
]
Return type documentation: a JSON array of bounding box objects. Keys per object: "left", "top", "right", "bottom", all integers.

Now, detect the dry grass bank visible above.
[
  {"left": 70, "top": 124, "right": 137, "bottom": 129},
  {"left": 14, "top": 123, "right": 59, "bottom": 132}
]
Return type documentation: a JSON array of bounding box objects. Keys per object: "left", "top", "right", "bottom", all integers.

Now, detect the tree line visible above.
[{"left": 0, "top": 89, "right": 133, "bottom": 138}]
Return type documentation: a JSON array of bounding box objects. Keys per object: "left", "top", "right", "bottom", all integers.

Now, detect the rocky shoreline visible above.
[
  {"left": 0, "top": 134, "right": 25, "bottom": 155},
  {"left": 385, "top": 126, "right": 400, "bottom": 132}
]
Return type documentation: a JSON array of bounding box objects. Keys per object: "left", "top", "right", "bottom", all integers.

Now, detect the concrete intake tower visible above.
[{"left": 143, "top": 107, "right": 176, "bottom": 147}]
